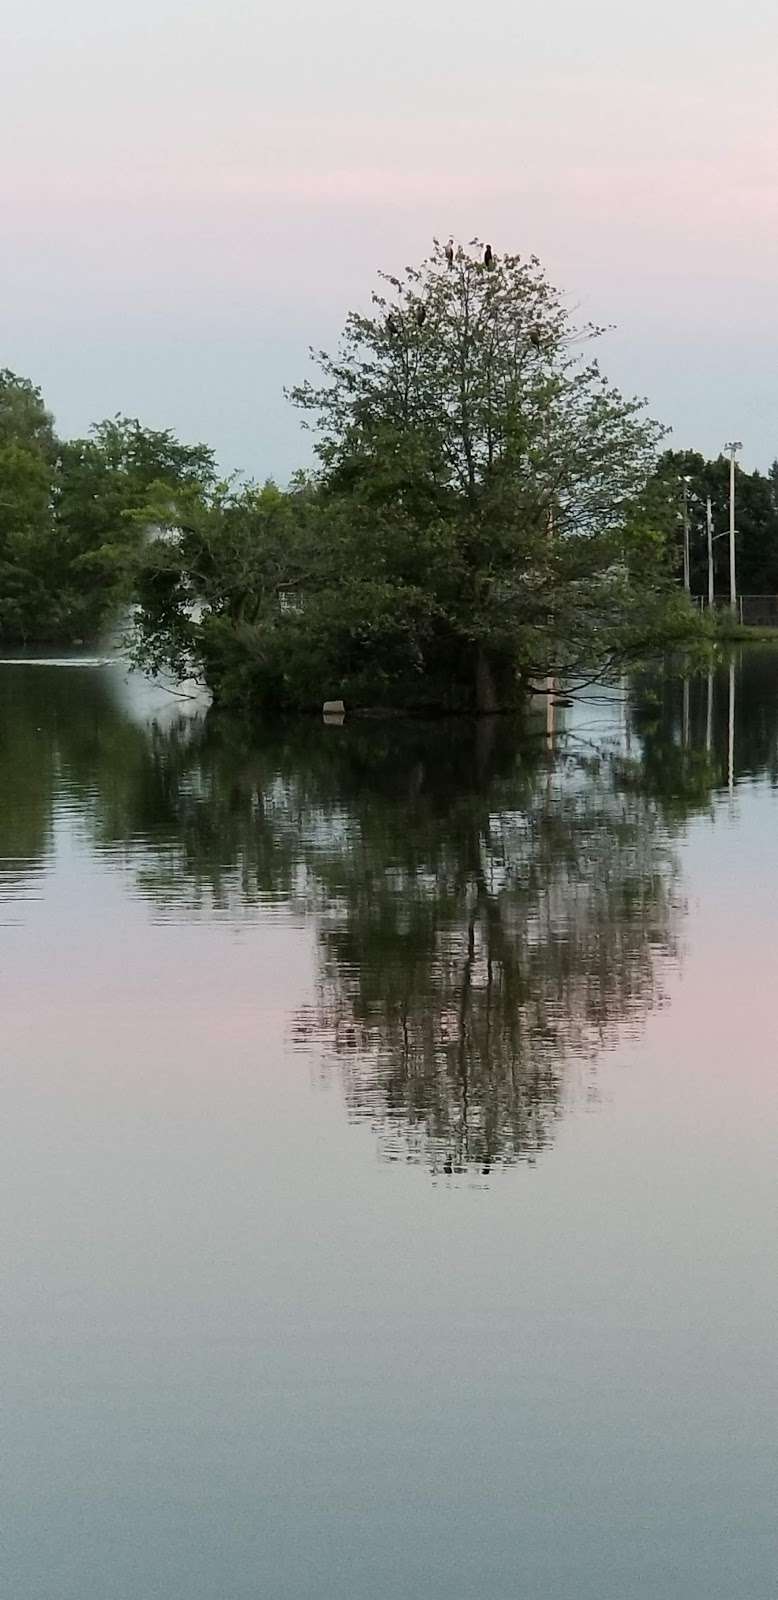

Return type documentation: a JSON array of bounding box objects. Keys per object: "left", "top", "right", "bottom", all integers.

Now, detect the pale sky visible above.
[{"left": 3, "top": 0, "right": 778, "bottom": 480}]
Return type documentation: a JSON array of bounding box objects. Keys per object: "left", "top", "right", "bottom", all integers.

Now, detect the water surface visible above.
[{"left": 2, "top": 654, "right": 776, "bottom": 1598}]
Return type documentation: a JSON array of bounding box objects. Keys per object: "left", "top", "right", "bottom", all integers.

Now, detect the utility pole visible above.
[
  {"left": 681, "top": 477, "right": 691, "bottom": 595},
  {"left": 725, "top": 440, "right": 742, "bottom": 615},
  {"left": 706, "top": 495, "right": 714, "bottom": 610}
]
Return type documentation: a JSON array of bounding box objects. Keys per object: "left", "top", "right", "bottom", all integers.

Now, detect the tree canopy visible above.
[
  {"left": 0, "top": 381, "right": 215, "bottom": 645},
  {"left": 131, "top": 241, "right": 696, "bottom": 712}
]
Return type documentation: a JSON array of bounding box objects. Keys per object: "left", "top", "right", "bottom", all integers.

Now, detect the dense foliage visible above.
[
  {"left": 3, "top": 241, "right": 778, "bottom": 704},
  {"left": 0, "top": 369, "right": 215, "bottom": 644}
]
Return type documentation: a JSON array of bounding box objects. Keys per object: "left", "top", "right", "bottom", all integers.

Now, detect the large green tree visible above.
[
  {"left": 291, "top": 241, "right": 691, "bottom": 707},
  {"left": 286, "top": 240, "right": 685, "bottom": 710},
  {"left": 133, "top": 242, "right": 692, "bottom": 713}
]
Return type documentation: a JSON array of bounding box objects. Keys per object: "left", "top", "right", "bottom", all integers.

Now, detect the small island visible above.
[{"left": 3, "top": 240, "right": 778, "bottom": 714}]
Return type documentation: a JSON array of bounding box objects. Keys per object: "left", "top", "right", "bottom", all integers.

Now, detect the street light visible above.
[
  {"left": 709, "top": 514, "right": 731, "bottom": 610},
  {"left": 724, "top": 441, "right": 742, "bottom": 615}
]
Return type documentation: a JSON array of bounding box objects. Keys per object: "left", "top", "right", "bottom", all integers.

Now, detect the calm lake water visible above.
[{"left": 2, "top": 652, "right": 777, "bottom": 1599}]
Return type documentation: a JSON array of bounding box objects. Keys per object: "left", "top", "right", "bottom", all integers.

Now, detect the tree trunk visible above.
[{"left": 475, "top": 646, "right": 500, "bottom": 715}]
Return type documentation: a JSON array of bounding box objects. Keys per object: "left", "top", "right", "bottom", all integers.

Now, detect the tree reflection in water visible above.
[
  {"left": 290, "top": 717, "right": 682, "bottom": 1172},
  {"left": 6, "top": 653, "right": 775, "bottom": 1172}
]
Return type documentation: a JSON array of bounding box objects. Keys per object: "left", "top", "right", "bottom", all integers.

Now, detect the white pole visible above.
[
  {"left": 725, "top": 441, "right": 741, "bottom": 616},
  {"left": 682, "top": 479, "right": 690, "bottom": 595},
  {"left": 545, "top": 676, "right": 556, "bottom": 746},
  {"left": 728, "top": 656, "right": 735, "bottom": 799},
  {"left": 706, "top": 495, "right": 714, "bottom": 610}
]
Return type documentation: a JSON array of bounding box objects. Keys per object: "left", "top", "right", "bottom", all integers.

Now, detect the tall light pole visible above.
[
  {"left": 725, "top": 440, "right": 742, "bottom": 615},
  {"left": 706, "top": 495, "right": 714, "bottom": 609},
  {"left": 681, "top": 476, "right": 691, "bottom": 595}
]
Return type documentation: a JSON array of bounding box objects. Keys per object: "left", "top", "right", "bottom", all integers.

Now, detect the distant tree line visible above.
[
  {"left": 648, "top": 448, "right": 778, "bottom": 596},
  {"left": 2, "top": 242, "right": 776, "bottom": 709}
]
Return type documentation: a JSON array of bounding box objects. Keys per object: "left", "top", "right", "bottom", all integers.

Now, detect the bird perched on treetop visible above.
[
  {"left": 445, "top": 238, "right": 454, "bottom": 268},
  {"left": 415, "top": 303, "right": 426, "bottom": 327},
  {"left": 484, "top": 244, "right": 494, "bottom": 268},
  {"left": 529, "top": 324, "right": 544, "bottom": 351}
]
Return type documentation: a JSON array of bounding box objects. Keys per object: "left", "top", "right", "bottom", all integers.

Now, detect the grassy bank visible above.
[{"left": 712, "top": 623, "right": 778, "bottom": 643}]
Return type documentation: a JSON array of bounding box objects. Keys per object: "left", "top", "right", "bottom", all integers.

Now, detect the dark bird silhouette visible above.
[
  {"left": 529, "top": 324, "right": 544, "bottom": 350},
  {"left": 386, "top": 313, "right": 400, "bottom": 337},
  {"left": 445, "top": 238, "right": 454, "bottom": 268},
  {"left": 484, "top": 244, "right": 494, "bottom": 268},
  {"left": 415, "top": 303, "right": 426, "bottom": 327}
]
